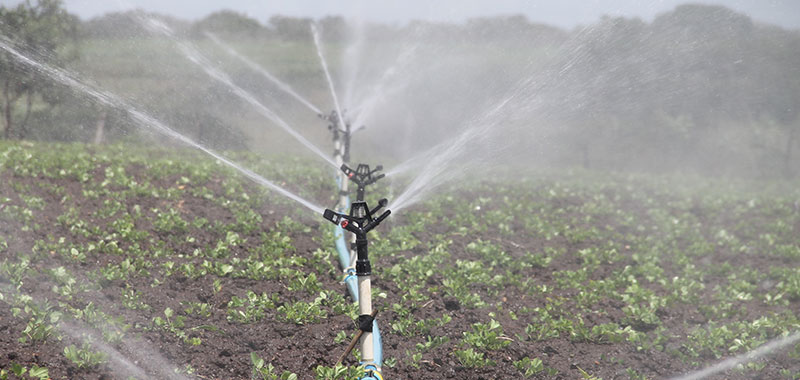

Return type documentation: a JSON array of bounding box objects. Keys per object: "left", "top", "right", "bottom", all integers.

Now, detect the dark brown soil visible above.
[{"left": 1, "top": 147, "right": 798, "bottom": 380}]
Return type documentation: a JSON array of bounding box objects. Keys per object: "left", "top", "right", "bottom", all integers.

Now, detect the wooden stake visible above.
[{"left": 336, "top": 309, "right": 378, "bottom": 366}]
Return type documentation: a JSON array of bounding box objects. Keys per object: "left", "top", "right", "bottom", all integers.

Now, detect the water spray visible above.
[
  {"left": 138, "top": 16, "right": 338, "bottom": 169},
  {"left": 668, "top": 331, "right": 800, "bottom": 380},
  {"left": 205, "top": 32, "right": 323, "bottom": 116},
  {"left": 322, "top": 200, "right": 391, "bottom": 379},
  {"left": 0, "top": 37, "right": 325, "bottom": 215},
  {"left": 311, "top": 23, "right": 346, "bottom": 130}
]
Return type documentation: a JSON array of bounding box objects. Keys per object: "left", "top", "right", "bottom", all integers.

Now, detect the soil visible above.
[{"left": 0, "top": 152, "right": 798, "bottom": 380}]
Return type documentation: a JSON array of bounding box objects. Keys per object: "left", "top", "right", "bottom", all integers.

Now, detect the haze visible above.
[{"left": 0, "top": 0, "right": 796, "bottom": 29}]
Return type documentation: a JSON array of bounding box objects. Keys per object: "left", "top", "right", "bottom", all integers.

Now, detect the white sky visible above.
[{"left": 1, "top": 0, "right": 798, "bottom": 29}]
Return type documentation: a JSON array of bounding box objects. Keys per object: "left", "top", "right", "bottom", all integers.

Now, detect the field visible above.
[{"left": 1, "top": 141, "right": 799, "bottom": 380}]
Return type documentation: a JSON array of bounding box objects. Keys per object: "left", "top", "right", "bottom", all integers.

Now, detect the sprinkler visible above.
[
  {"left": 320, "top": 109, "right": 364, "bottom": 214},
  {"left": 338, "top": 163, "right": 385, "bottom": 314},
  {"left": 320, "top": 109, "right": 352, "bottom": 164},
  {"left": 341, "top": 163, "right": 385, "bottom": 202},
  {"left": 322, "top": 199, "right": 390, "bottom": 379}
]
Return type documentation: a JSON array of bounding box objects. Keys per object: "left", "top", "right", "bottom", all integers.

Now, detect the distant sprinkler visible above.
[
  {"left": 341, "top": 163, "right": 385, "bottom": 202},
  {"left": 319, "top": 109, "right": 364, "bottom": 164}
]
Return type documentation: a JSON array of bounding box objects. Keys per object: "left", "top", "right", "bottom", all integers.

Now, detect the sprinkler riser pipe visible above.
[
  {"left": 343, "top": 130, "right": 351, "bottom": 163},
  {"left": 339, "top": 181, "right": 349, "bottom": 211},
  {"left": 355, "top": 237, "right": 370, "bottom": 276},
  {"left": 320, "top": 202, "right": 389, "bottom": 371},
  {"left": 358, "top": 276, "right": 374, "bottom": 365}
]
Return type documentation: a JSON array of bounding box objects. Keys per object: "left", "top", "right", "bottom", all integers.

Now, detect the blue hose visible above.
[
  {"left": 360, "top": 364, "right": 383, "bottom": 380},
  {"left": 372, "top": 320, "right": 383, "bottom": 366}
]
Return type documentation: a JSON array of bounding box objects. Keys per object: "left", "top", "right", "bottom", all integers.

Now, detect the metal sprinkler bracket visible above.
[
  {"left": 322, "top": 199, "right": 390, "bottom": 375},
  {"left": 341, "top": 163, "right": 385, "bottom": 202}
]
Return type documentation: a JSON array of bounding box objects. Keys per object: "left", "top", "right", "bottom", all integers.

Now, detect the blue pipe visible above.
[
  {"left": 360, "top": 364, "right": 383, "bottom": 380},
  {"left": 335, "top": 221, "right": 359, "bottom": 301},
  {"left": 372, "top": 320, "right": 383, "bottom": 366}
]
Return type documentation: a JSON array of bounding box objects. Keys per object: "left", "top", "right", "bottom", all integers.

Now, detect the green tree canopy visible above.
[
  {"left": 191, "top": 10, "right": 266, "bottom": 38},
  {"left": 1, "top": 0, "right": 79, "bottom": 139}
]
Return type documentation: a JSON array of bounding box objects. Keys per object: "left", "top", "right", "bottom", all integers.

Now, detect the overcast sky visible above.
[{"left": 2, "top": 0, "right": 799, "bottom": 29}]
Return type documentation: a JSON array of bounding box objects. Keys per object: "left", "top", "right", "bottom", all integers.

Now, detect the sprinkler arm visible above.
[
  {"left": 322, "top": 200, "right": 390, "bottom": 276},
  {"left": 322, "top": 201, "right": 390, "bottom": 238},
  {"left": 319, "top": 110, "right": 358, "bottom": 135},
  {"left": 364, "top": 209, "right": 391, "bottom": 234}
]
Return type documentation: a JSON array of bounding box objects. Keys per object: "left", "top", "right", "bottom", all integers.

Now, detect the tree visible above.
[
  {"left": 317, "top": 16, "right": 346, "bottom": 42},
  {"left": 548, "top": 16, "right": 652, "bottom": 169},
  {"left": 749, "top": 25, "right": 800, "bottom": 177},
  {"left": 0, "top": 0, "right": 78, "bottom": 139},
  {"left": 649, "top": 4, "right": 756, "bottom": 128},
  {"left": 80, "top": 10, "right": 188, "bottom": 39},
  {"left": 191, "top": 10, "right": 265, "bottom": 38},
  {"left": 268, "top": 15, "right": 312, "bottom": 41}
]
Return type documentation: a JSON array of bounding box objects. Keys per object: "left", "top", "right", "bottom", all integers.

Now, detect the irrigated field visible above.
[{"left": 1, "top": 141, "right": 798, "bottom": 379}]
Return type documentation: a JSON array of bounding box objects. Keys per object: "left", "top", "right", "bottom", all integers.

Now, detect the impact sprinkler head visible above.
[
  {"left": 320, "top": 109, "right": 357, "bottom": 162},
  {"left": 322, "top": 199, "right": 390, "bottom": 238},
  {"left": 323, "top": 199, "right": 390, "bottom": 275},
  {"left": 341, "top": 163, "right": 386, "bottom": 202},
  {"left": 319, "top": 109, "right": 348, "bottom": 133}
]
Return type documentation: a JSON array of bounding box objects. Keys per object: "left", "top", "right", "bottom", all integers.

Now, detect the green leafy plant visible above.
[
  {"left": 462, "top": 319, "right": 511, "bottom": 350},
  {"left": 313, "top": 364, "right": 363, "bottom": 380},
  {"left": 454, "top": 348, "right": 493, "bottom": 368},
  {"left": 513, "top": 357, "right": 544, "bottom": 377},
  {"left": 251, "top": 352, "right": 297, "bottom": 380},
  {"left": 64, "top": 342, "right": 107, "bottom": 368},
  {"left": 18, "top": 304, "right": 61, "bottom": 344},
  {"left": 277, "top": 299, "right": 327, "bottom": 325},
  {"left": 0, "top": 363, "right": 49, "bottom": 380}
]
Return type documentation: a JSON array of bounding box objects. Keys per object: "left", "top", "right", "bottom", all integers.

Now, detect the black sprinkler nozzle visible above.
[
  {"left": 323, "top": 209, "right": 341, "bottom": 224},
  {"left": 368, "top": 198, "right": 388, "bottom": 216},
  {"left": 365, "top": 210, "right": 391, "bottom": 234}
]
